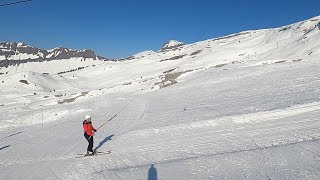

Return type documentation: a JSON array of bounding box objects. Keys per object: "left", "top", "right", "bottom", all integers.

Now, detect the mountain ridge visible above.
[{"left": 0, "top": 42, "right": 110, "bottom": 68}]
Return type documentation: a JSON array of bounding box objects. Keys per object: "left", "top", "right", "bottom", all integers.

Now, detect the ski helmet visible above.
[{"left": 85, "top": 115, "right": 91, "bottom": 119}]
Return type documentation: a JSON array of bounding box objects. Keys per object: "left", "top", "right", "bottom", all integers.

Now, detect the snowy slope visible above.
[{"left": 0, "top": 16, "right": 320, "bottom": 179}]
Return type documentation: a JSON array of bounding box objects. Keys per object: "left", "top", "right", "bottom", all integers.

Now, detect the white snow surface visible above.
[
  {"left": 8, "top": 53, "right": 39, "bottom": 60},
  {"left": 132, "top": 50, "right": 156, "bottom": 59},
  {"left": 1, "top": 16, "right": 320, "bottom": 179}
]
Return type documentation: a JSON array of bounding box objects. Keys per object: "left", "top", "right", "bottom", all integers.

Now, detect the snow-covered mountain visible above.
[
  {"left": 160, "top": 40, "right": 185, "bottom": 51},
  {"left": 1, "top": 16, "right": 320, "bottom": 179},
  {"left": 0, "top": 42, "right": 107, "bottom": 62},
  {"left": 0, "top": 42, "right": 109, "bottom": 75}
]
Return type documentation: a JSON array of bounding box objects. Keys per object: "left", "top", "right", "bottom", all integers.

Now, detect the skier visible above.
[{"left": 83, "top": 115, "right": 97, "bottom": 156}]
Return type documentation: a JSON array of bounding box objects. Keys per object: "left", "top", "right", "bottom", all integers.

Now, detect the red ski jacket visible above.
[{"left": 83, "top": 121, "right": 96, "bottom": 136}]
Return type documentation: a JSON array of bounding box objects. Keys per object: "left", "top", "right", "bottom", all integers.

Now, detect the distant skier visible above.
[{"left": 83, "top": 115, "right": 97, "bottom": 156}]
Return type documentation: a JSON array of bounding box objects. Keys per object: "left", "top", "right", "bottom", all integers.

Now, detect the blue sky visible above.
[{"left": 0, "top": 0, "right": 319, "bottom": 58}]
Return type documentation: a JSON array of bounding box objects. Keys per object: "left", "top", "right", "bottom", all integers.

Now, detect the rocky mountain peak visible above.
[{"left": 160, "top": 40, "right": 185, "bottom": 51}]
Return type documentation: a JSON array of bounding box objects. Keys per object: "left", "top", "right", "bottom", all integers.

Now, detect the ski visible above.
[
  {"left": 77, "top": 150, "right": 111, "bottom": 158},
  {"left": 94, "top": 150, "right": 112, "bottom": 155}
]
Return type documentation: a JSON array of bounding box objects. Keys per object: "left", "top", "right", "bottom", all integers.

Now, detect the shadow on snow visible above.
[
  {"left": 94, "top": 134, "right": 114, "bottom": 152},
  {"left": 148, "top": 164, "right": 158, "bottom": 180},
  {"left": 0, "top": 145, "right": 10, "bottom": 151},
  {"left": 0, "top": 131, "right": 23, "bottom": 140}
]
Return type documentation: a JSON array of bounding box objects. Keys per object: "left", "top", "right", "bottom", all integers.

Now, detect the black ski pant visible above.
[{"left": 84, "top": 133, "right": 94, "bottom": 152}]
